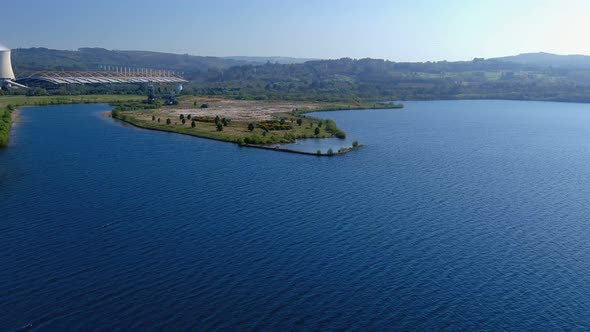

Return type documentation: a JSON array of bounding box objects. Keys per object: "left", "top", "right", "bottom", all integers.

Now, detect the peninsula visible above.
[{"left": 111, "top": 96, "right": 402, "bottom": 155}]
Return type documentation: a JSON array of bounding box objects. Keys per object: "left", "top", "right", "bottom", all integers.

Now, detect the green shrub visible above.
[
  {"left": 324, "top": 119, "right": 346, "bottom": 139},
  {"left": 0, "top": 112, "right": 10, "bottom": 147},
  {"left": 327, "top": 148, "right": 334, "bottom": 156},
  {"left": 258, "top": 120, "right": 292, "bottom": 131}
]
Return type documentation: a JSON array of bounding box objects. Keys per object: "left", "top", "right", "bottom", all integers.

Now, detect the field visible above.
[
  {"left": 158, "top": 96, "right": 325, "bottom": 121},
  {"left": 0, "top": 95, "right": 144, "bottom": 109}
]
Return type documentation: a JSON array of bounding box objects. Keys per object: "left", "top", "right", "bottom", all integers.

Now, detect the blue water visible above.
[{"left": 2, "top": 100, "right": 590, "bottom": 330}]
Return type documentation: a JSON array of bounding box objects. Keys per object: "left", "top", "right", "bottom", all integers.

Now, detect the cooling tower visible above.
[{"left": 0, "top": 49, "right": 15, "bottom": 80}]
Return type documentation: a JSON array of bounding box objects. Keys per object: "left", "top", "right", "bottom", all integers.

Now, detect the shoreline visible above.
[{"left": 0, "top": 95, "right": 145, "bottom": 148}]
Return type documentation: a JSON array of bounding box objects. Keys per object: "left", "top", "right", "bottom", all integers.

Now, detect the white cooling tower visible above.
[{"left": 0, "top": 49, "right": 15, "bottom": 80}]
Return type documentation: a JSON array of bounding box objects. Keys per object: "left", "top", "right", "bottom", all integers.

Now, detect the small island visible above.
[{"left": 111, "top": 96, "right": 402, "bottom": 156}]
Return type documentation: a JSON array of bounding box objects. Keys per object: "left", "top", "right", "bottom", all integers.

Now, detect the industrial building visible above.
[
  {"left": 17, "top": 69, "right": 187, "bottom": 87},
  {"left": 0, "top": 46, "right": 26, "bottom": 89},
  {"left": 1, "top": 43, "right": 186, "bottom": 90}
]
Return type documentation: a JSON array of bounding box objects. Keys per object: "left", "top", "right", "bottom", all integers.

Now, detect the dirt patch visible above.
[
  {"left": 11, "top": 109, "right": 21, "bottom": 123},
  {"left": 154, "top": 98, "right": 325, "bottom": 122}
]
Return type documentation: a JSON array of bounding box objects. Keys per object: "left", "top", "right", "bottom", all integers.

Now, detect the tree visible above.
[
  {"left": 296, "top": 118, "right": 303, "bottom": 126},
  {"left": 166, "top": 118, "right": 171, "bottom": 125},
  {"left": 222, "top": 118, "right": 228, "bottom": 126},
  {"left": 327, "top": 148, "right": 334, "bottom": 156},
  {"left": 182, "top": 118, "right": 186, "bottom": 125},
  {"left": 248, "top": 123, "right": 255, "bottom": 131},
  {"left": 193, "top": 101, "right": 197, "bottom": 107},
  {"left": 157, "top": 118, "right": 161, "bottom": 122},
  {"left": 191, "top": 120, "right": 196, "bottom": 128},
  {"left": 34, "top": 88, "right": 48, "bottom": 96},
  {"left": 187, "top": 114, "right": 192, "bottom": 120},
  {"left": 314, "top": 127, "right": 320, "bottom": 135},
  {"left": 214, "top": 115, "right": 220, "bottom": 125},
  {"left": 152, "top": 115, "right": 156, "bottom": 121},
  {"left": 180, "top": 114, "right": 185, "bottom": 120},
  {"left": 316, "top": 150, "right": 322, "bottom": 156},
  {"left": 216, "top": 123, "right": 223, "bottom": 131},
  {"left": 352, "top": 141, "right": 359, "bottom": 147}
]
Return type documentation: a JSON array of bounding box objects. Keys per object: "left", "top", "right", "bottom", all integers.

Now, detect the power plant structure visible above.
[
  {"left": 0, "top": 42, "right": 187, "bottom": 90},
  {"left": 17, "top": 68, "right": 187, "bottom": 87},
  {"left": 0, "top": 46, "right": 27, "bottom": 89}
]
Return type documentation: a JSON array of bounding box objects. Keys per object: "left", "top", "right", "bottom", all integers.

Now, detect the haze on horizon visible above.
[{"left": 4, "top": 0, "right": 590, "bottom": 62}]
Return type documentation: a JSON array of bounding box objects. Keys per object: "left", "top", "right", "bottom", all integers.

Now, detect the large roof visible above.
[{"left": 16, "top": 70, "right": 188, "bottom": 85}]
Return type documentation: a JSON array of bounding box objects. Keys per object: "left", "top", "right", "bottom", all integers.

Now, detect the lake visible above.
[{"left": 2, "top": 100, "right": 590, "bottom": 330}]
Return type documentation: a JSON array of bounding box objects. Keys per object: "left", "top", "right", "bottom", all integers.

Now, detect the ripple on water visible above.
[{"left": 3, "top": 101, "right": 590, "bottom": 330}]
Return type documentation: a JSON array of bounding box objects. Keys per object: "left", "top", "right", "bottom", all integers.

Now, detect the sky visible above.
[{"left": 3, "top": 0, "right": 590, "bottom": 62}]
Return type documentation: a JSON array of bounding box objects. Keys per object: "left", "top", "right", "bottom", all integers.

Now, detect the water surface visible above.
[{"left": 2, "top": 101, "right": 590, "bottom": 330}]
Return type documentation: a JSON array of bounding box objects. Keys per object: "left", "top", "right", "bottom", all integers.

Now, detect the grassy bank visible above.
[
  {"left": 294, "top": 101, "right": 404, "bottom": 114},
  {"left": 0, "top": 95, "right": 144, "bottom": 147},
  {"left": 0, "top": 106, "right": 12, "bottom": 147}
]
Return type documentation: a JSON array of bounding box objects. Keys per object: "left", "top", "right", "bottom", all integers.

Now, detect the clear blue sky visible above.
[{"left": 3, "top": 0, "right": 590, "bottom": 61}]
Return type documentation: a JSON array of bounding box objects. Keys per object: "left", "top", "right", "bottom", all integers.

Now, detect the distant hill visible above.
[
  {"left": 12, "top": 47, "right": 590, "bottom": 103},
  {"left": 11, "top": 47, "right": 249, "bottom": 79},
  {"left": 494, "top": 52, "right": 590, "bottom": 69},
  {"left": 223, "top": 56, "right": 318, "bottom": 64}
]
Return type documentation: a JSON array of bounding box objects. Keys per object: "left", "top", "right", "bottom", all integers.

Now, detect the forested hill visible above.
[
  {"left": 12, "top": 47, "right": 590, "bottom": 102},
  {"left": 11, "top": 48, "right": 249, "bottom": 79},
  {"left": 196, "top": 57, "right": 590, "bottom": 102},
  {"left": 493, "top": 52, "right": 590, "bottom": 69}
]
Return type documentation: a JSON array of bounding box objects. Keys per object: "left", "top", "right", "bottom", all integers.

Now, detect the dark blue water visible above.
[{"left": 3, "top": 100, "right": 590, "bottom": 331}]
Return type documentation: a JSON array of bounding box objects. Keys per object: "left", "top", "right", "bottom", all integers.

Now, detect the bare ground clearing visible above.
[{"left": 147, "top": 98, "right": 326, "bottom": 121}]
